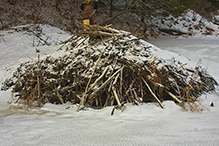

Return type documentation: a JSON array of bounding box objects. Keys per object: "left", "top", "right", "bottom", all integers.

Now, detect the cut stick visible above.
[{"left": 141, "top": 77, "right": 164, "bottom": 109}]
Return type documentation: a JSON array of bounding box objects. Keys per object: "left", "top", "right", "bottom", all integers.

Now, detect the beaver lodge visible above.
[{"left": 1, "top": 25, "right": 218, "bottom": 113}]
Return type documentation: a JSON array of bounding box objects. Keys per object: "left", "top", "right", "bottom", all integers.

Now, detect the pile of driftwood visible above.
[{"left": 2, "top": 26, "right": 218, "bottom": 112}]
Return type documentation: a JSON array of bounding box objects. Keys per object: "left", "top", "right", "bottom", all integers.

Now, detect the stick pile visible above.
[{"left": 2, "top": 26, "right": 218, "bottom": 112}]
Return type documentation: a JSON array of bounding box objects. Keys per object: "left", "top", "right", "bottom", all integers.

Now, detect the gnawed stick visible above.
[
  {"left": 89, "top": 66, "right": 110, "bottom": 90},
  {"left": 120, "top": 65, "right": 123, "bottom": 100},
  {"left": 112, "top": 73, "right": 122, "bottom": 108},
  {"left": 130, "top": 89, "right": 139, "bottom": 105},
  {"left": 149, "top": 80, "right": 182, "bottom": 104},
  {"left": 124, "top": 80, "right": 135, "bottom": 97},
  {"left": 113, "top": 73, "right": 120, "bottom": 85},
  {"left": 132, "top": 88, "right": 142, "bottom": 103},
  {"left": 80, "top": 31, "right": 122, "bottom": 37},
  {"left": 112, "top": 86, "right": 122, "bottom": 108},
  {"left": 141, "top": 77, "right": 164, "bottom": 109},
  {"left": 55, "top": 86, "right": 64, "bottom": 104},
  {"left": 124, "top": 80, "right": 135, "bottom": 103},
  {"left": 165, "top": 90, "right": 183, "bottom": 104},
  {"left": 88, "top": 67, "right": 124, "bottom": 101},
  {"left": 37, "top": 54, "right": 40, "bottom": 101}
]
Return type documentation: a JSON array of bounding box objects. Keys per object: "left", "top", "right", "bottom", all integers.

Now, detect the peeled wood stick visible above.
[
  {"left": 132, "top": 88, "right": 142, "bottom": 103},
  {"left": 113, "top": 73, "right": 120, "bottom": 85},
  {"left": 55, "top": 86, "right": 64, "bottom": 104},
  {"left": 101, "top": 53, "right": 111, "bottom": 67},
  {"left": 149, "top": 80, "right": 182, "bottom": 104},
  {"left": 88, "top": 67, "right": 124, "bottom": 100},
  {"left": 112, "top": 86, "right": 122, "bottom": 108},
  {"left": 89, "top": 66, "right": 110, "bottom": 90},
  {"left": 141, "top": 77, "right": 164, "bottom": 109},
  {"left": 172, "top": 80, "right": 181, "bottom": 96},
  {"left": 81, "top": 31, "right": 123, "bottom": 37},
  {"left": 179, "top": 63, "right": 187, "bottom": 69},
  {"left": 166, "top": 90, "right": 182, "bottom": 104},
  {"left": 74, "top": 36, "right": 89, "bottom": 49},
  {"left": 37, "top": 54, "right": 40, "bottom": 100},
  {"left": 129, "top": 88, "right": 139, "bottom": 105},
  {"left": 124, "top": 80, "right": 135, "bottom": 97},
  {"left": 140, "top": 80, "right": 144, "bottom": 101},
  {"left": 112, "top": 73, "right": 122, "bottom": 108},
  {"left": 120, "top": 66, "right": 123, "bottom": 100},
  {"left": 103, "top": 24, "right": 112, "bottom": 28}
]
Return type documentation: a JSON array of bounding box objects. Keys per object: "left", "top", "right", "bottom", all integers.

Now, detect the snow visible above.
[
  {"left": 150, "top": 10, "right": 219, "bottom": 38},
  {"left": 0, "top": 24, "right": 219, "bottom": 146}
]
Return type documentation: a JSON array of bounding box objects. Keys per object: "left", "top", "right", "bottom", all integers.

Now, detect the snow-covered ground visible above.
[
  {"left": 0, "top": 25, "right": 219, "bottom": 146},
  {"left": 149, "top": 10, "right": 219, "bottom": 37}
]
